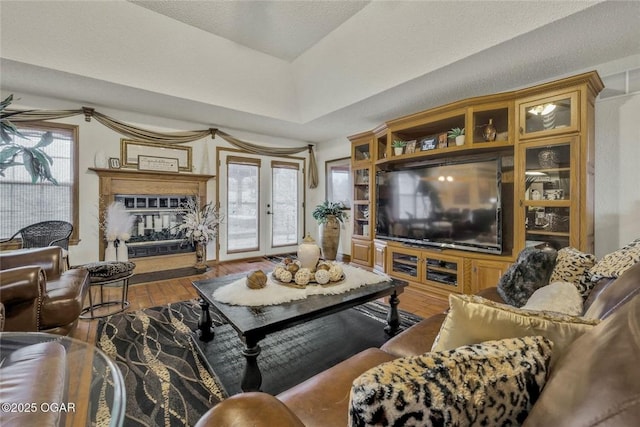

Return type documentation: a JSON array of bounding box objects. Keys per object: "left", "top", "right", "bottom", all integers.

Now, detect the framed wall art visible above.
[
  {"left": 420, "top": 136, "right": 437, "bottom": 151},
  {"left": 405, "top": 140, "right": 417, "bottom": 154},
  {"left": 120, "top": 139, "right": 192, "bottom": 171},
  {"left": 137, "top": 155, "right": 179, "bottom": 173}
]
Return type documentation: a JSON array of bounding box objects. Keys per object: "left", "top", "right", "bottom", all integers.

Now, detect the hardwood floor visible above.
[{"left": 71, "top": 257, "right": 448, "bottom": 343}]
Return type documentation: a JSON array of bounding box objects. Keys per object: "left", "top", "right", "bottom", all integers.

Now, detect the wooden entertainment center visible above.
[{"left": 349, "top": 71, "right": 603, "bottom": 299}]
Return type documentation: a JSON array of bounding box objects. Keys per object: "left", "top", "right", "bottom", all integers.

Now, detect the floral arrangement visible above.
[
  {"left": 177, "top": 197, "right": 221, "bottom": 245},
  {"left": 103, "top": 201, "right": 135, "bottom": 243}
]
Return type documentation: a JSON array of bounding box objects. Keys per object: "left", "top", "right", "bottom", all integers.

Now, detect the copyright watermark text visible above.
[{"left": 1, "top": 402, "right": 76, "bottom": 413}]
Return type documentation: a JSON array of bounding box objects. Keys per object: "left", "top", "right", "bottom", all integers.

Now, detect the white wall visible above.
[
  {"left": 307, "top": 137, "right": 353, "bottom": 256},
  {"left": 594, "top": 92, "right": 640, "bottom": 257},
  {"left": 5, "top": 93, "right": 309, "bottom": 265}
]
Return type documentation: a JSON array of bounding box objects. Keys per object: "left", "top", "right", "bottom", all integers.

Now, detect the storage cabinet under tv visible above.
[{"left": 387, "top": 244, "right": 464, "bottom": 297}]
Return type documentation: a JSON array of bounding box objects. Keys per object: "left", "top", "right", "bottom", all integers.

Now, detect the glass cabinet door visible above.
[
  {"left": 352, "top": 167, "right": 371, "bottom": 238},
  {"left": 518, "top": 91, "right": 579, "bottom": 139},
  {"left": 351, "top": 139, "right": 372, "bottom": 165},
  {"left": 388, "top": 247, "right": 421, "bottom": 281},
  {"left": 521, "top": 138, "right": 577, "bottom": 249}
]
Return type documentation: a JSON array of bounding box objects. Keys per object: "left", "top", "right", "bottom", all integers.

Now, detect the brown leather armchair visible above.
[{"left": 0, "top": 247, "right": 89, "bottom": 335}]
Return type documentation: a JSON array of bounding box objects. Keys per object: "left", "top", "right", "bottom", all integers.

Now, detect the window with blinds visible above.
[{"left": 0, "top": 122, "right": 79, "bottom": 243}]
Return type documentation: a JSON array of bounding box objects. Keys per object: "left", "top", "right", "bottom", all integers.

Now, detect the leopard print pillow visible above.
[
  {"left": 349, "top": 336, "right": 552, "bottom": 427},
  {"left": 549, "top": 247, "right": 597, "bottom": 299},
  {"left": 589, "top": 238, "right": 640, "bottom": 281}
]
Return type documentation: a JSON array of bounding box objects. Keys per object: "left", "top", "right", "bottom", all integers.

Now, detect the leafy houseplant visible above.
[
  {"left": 392, "top": 139, "right": 407, "bottom": 155},
  {"left": 312, "top": 201, "right": 347, "bottom": 224},
  {"left": 447, "top": 127, "right": 465, "bottom": 139},
  {"left": 447, "top": 127, "right": 465, "bottom": 146},
  {"left": 0, "top": 94, "right": 58, "bottom": 184}
]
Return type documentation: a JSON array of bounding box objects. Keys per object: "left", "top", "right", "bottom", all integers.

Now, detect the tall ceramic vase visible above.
[
  {"left": 194, "top": 241, "right": 207, "bottom": 272},
  {"left": 105, "top": 240, "right": 117, "bottom": 262},
  {"left": 116, "top": 240, "right": 129, "bottom": 262},
  {"left": 319, "top": 215, "right": 341, "bottom": 261},
  {"left": 297, "top": 234, "right": 320, "bottom": 270}
]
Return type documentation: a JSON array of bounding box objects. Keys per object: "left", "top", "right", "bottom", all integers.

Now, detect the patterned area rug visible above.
[{"left": 96, "top": 299, "right": 422, "bottom": 427}]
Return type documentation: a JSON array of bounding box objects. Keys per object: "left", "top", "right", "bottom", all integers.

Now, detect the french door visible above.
[{"left": 217, "top": 150, "right": 305, "bottom": 261}]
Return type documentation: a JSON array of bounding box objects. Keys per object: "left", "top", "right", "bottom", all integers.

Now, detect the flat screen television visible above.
[{"left": 376, "top": 157, "right": 502, "bottom": 254}]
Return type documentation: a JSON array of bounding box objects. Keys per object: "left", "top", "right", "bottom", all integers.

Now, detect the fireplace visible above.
[
  {"left": 114, "top": 194, "right": 195, "bottom": 258},
  {"left": 91, "top": 168, "right": 214, "bottom": 274}
]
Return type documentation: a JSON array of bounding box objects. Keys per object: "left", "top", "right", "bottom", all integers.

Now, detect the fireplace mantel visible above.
[{"left": 90, "top": 168, "right": 215, "bottom": 273}]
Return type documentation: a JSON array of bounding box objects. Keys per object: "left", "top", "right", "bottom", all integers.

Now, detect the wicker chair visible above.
[{"left": 1, "top": 221, "right": 73, "bottom": 250}]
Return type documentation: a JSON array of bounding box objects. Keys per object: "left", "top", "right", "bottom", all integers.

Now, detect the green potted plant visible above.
[
  {"left": 1, "top": 95, "right": 58, "bottom": 183},
  {"left": 447, "top": 127, "right": 465, "bottom": 146},
  {"left": 392, "top": 139, "right": 407, "bottom": 156},
  {"left": 312, "top": 201, "right": 348, "bottom": 260}
]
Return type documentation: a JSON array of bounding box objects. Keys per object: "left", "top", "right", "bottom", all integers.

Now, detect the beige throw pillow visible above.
[
  {"left": 432, "top": 294, "right": 599, "bottom": 367},
  {"left": 522, "top": 281, "right": 584, "bottom": 316}
]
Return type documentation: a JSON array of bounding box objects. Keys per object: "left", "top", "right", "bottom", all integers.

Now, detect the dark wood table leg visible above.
[
  {"left": 384, "top": 291, "right": 400, "bottom": 336},
  {"left": 197, "top": 298, "right": 215, "bottom": 342},
  {"left": 240, "top": 336, "right": 262, "bottom": 392}
]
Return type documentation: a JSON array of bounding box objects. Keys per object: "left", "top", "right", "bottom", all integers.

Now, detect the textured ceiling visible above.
[
  {"left": 1, "top": 1, "right": 639, "bottom": 144},
  {"left": 129, "top": 0, "right": 370, "bottom": 61}
]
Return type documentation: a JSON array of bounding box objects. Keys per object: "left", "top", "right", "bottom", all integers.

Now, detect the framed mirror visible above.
[
  {"left": 325, "top": 157, "right": 352, "bottom": 209},
  {"left": 120, "top": 139, "right": 192, "bottom": 172}
]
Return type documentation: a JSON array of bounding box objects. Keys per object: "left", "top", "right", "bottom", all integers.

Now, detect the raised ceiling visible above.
[
  {"left": 1, "top": 1, "right": 639, "bottom": 144},
  {"left": 130, "top": 0, "right": 371, "bottom": 61}
]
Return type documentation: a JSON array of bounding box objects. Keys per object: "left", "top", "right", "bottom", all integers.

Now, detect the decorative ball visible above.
[
  {"left": 316, "top": 263, "right": 331, "bottom": 271},
  {"left": 287, "top": 263, "right": 300, "bottom": 274},
  {"left": 279, "top": 270, "right": 293, "bottom": 283},
  {"left": 283, "top": 257, "right": 293, "bottom": 265},
  {"left": 273, "top": 266, "right": 286, "bottom": 280},
  {"left": 246, "top": 270, "right": 267, "bottom": 289},
  {"left": 295, "top": 268, "right": 311, "bottom": 286},
  {"left": 314, "top": 269, "right": 331, "bottom": 285},
  {"left": 329, "top": 265, "right": 343, "bottom": 282}
]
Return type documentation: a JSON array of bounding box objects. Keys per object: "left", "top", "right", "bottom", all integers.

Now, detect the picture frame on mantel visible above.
[{"left": 120, "top": 139, "right": 192, "bottom": 172}]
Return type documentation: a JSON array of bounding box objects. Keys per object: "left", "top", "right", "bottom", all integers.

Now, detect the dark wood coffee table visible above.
[{"left": 191, "top": 272, "right": 406, "bottom": 392}]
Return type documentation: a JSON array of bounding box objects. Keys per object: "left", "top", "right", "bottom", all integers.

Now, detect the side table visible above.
[{"left": 80, "top": 273, "right": 133, "bottom": 319}]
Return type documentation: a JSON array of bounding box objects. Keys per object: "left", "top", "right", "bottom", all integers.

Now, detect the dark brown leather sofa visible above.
[
  {"left": 197, "top": 261, "right": 640, "bottom": 427},
  {"left": 0, "top": 247, "right": 89, "bottom": 335}
]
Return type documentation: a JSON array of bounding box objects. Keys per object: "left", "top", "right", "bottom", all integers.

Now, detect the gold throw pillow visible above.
[{"left": 432, "top": 294, "right": 599, "bottom": 368}]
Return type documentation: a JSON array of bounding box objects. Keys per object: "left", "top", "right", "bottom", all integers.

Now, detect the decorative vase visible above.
[
  {"left": 482, "top": 119, "right": 497, "bottom": 141},
  {"left": 297, "top": 234, "right": 321, "bottom": 269},
  {"left": 194, "top": 241, "right": 207, "bottom": 272},
  {"left": 394, "top": 147, "right": 404, "bottom": 156},
  {"left": 319, "top": 215, "right": 341, "bottom": 261},
  {"left": 538, "top": 148, "right": 559, "bottom": 168},
  {"left": 455, "top": 135, "right": 465, "bottom": 146},
  {"left": 94, "top": 150, "right": 108, "bottom": 169},
  {"left": 116, "top": 240, "right": 129, "bottom": 262},
  {"left": 105, "top": 240, "right": 117, "bottom": 262}
]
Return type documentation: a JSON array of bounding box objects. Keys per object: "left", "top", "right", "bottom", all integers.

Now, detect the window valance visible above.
[{"left": 7, "top": 106, "right": 318, "bottom": 188}]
